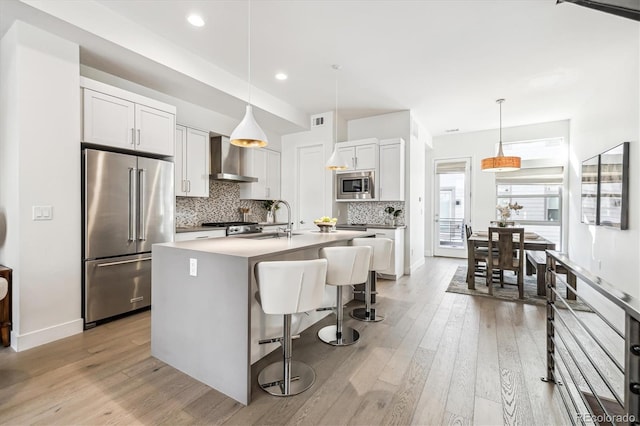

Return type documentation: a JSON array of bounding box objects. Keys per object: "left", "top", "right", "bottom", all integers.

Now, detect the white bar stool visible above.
[
  {"left": 350, "top": 237, "right": 393, "bottom": 322},
  {"left": 255, "top": 258, "right": 328, "bottom": 397},
  {"left": 317, "top": 246, "right": 371, "bottom": 346}
]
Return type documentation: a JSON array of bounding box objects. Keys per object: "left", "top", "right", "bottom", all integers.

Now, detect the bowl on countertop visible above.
[{"left": 314, "top": 221, "right": 337, "bottom": 233}]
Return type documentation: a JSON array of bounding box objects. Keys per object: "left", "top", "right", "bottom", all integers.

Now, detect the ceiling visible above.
[{"left": 2, "top": 0, "right": 639, "bottom": 137}]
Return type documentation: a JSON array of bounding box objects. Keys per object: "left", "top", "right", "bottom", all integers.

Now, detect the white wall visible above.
[
  {"left": 0, "top": 21, "right": 83, "bottom": 350},
  {"left": 347, "top": 111, "right": 428, "bottom": 273},
  {"left": 432, "top": 120, "right": 570, "bottom": 250},
  {"left": 567, "top": 50, "right": 639, "bottom": 298}
]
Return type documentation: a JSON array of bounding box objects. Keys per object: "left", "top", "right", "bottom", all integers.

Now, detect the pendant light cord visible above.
[
  {"left": 247, "top": 0, "right": 251, "bottom": 104},
  {"left": 497, "top": 98, "right": 505, "bottom": 157},
  {"left": 335, "top": 68, "right": 338, "bottom": 143}
]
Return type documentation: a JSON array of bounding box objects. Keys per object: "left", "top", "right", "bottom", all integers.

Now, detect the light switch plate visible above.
[
  {"left": 32, "top": 205, "right": 53, "bottom": 221},
  {"left": 189, "top": 258, "right": 198, "bottom": 276}
]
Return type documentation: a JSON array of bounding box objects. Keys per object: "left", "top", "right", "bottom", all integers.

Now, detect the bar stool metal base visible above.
[
  {"left": 258, "top": 360, "right": 316, "bottom": 396},
  {"left": 350, "top": 307, "right": 384, "bottom": 322},
  {"left": 317, "top": 325, "right": 360, "bottom": 346}
]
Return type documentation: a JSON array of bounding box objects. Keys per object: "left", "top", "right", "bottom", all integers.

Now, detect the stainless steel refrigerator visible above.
[{"left": 82, "top": 148, "right": 174, "bottom": 327}]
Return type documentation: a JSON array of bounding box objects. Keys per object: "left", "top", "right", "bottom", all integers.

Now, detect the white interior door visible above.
[
  {"left": 296, "top": 144, "right": 325, "bottom": 230},
  {"left": 433, "top": 158, "right": 470, "bottom": 258}
]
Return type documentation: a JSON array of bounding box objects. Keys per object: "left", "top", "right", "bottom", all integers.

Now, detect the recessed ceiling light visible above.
[
  {"left": 187, "top": 14, "right": 205, "bottom": 27},
  {"left": 275, "top": 73, "right": 288, "bottom": 81}
]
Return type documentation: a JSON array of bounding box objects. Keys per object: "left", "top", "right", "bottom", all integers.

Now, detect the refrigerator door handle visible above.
[
  {"left": 97, "top": 257, "right": 152, "bottom": 267},
  {"left": 128, "top": 167, "right": 136, "bottom": 241},
  {"left": 138, "top": 168, "right": 146, "bottom": 241}
]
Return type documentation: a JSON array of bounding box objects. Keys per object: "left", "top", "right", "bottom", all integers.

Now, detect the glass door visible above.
[{"left": 434, "top": 158, "right": 470, "bottom": 258}]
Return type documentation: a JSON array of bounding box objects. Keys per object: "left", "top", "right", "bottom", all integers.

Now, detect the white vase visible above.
[{"left": 266, "top": 211, "right": 274, "bottom": 224}]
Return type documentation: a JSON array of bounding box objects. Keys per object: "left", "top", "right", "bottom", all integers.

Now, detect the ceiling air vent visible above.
[{"left": 311, "top": 115, "right": 325, "bottom": 128}]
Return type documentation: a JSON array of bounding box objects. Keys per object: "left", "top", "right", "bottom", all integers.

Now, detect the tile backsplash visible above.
[
  {"left": 347, "top": 201, "right": 405, "bottom": 225},
  {"left": 176, "top": 179, "right": 269, "bottom": 227}
]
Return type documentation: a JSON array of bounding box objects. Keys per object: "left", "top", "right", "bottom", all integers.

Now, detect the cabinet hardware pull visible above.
[
  {"left": 137, "top": 129, "right": 141, "bottom": 145},
  {"left": 195, "top": 236, "right": 209, "bottom": 239},
  {"left": 130, "top": 296, "right": 144, "bottom": 303},
  {"left": 131, "top": 128, "right": 135, "bottom": 145}
]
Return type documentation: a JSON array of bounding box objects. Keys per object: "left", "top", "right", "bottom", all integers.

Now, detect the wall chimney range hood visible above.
[{"left": 210, "top": 135, "right": 258, "bottom": 182}]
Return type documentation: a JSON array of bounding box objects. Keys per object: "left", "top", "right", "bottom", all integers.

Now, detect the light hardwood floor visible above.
[{"left": 0, "top": 257, "right": 569, "bottom": 425}]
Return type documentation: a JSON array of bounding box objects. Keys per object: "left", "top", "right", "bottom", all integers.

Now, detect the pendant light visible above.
[
  {"left": 230, "top": 0, "right": 268, "bottom": 148},
  {"left": 481, "top": 99, "right": 521, "bottom": 172},
  {"left": 325, "top": 64, "right": 349, "bottom": 170}
]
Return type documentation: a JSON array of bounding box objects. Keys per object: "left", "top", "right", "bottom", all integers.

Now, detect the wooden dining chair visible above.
[
  {"left": 486, "top": 227, "right": 525, "bottom": 298},
  {"left": 465, "top": 225, "right": 501, "bottom": 282}
]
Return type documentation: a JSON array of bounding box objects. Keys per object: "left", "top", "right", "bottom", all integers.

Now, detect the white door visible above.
[
  {"left": 297, "top": 144, "right": 325, "bottom": 230},
  {"left": 433, "top": 158, "right": 470, "bottom": 258}
]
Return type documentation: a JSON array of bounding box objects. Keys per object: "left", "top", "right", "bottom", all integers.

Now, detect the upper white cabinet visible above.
[
  {"left": 379, "top": 138, "right": 405, "bottom": 201},
  {"left": 336, "top": 138, "right": 378, "bottom": 172},
  {"left": 175, "top": 125, "right": 210, "bottom": 197},
  {"left": 239, "top": 148, "right": 281, "bottom": 200},
  {"left": 81, "top": 78, "right": 176, "bottom": 156}
]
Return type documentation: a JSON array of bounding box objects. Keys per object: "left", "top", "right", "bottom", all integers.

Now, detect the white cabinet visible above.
[
  {"left": 379, "top": 138, "right": 405, "bottom": 201},
  {"left": 175, "top": 125, "right": 210, "bottom": 197},
  {"left": 81, "top": 78, "right": 176, "bottom": 156},
  {"left": 239, "top": 148, "right": 281, "bottom": 200},
  {"left": 366, "top": 227, "right": 405, "bottom": 280},
  {"left": 336, "top": 139, "right": 378, "bottom": 172},
  {"left": 174, "top": 229, "right": 226, "bottom": 242}
]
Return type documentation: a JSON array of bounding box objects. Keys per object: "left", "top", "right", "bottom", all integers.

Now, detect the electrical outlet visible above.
[{"left": 189, "top": 258, "right": 198, "bottom": 276}]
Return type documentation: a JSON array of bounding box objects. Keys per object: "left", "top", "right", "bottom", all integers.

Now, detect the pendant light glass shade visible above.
[
  {"left": 230, "top": 0, "right": 268, "bottom": 148},
  {"left": 230, "top": 105, "right": 268, "bottom": 147},
  {"left": 481, "top": 98, "right": 521, "bottom": 172}
]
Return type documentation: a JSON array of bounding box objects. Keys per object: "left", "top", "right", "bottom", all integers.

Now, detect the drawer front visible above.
[
  {"left": 366, "top": 228, "right": 396, "bottom": 240},
  {"left": 174, "top": 230, "right": 226, "bottom": 241}
]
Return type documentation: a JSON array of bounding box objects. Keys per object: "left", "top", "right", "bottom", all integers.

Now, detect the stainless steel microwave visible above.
[{"left": 337, "top": 171, "right": 375, "bottom": 200}]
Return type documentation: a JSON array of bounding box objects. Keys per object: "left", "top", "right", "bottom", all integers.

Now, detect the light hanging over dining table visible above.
[
  {"left": 230, "top": 0, "right": 268, "bottom": 148},
  {"left": 481, "top": 99, "right": 520, "bottom": 172}
]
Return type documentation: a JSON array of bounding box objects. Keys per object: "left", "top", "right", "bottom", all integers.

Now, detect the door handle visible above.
[
  {"left": 300, "top": 220, "right": 305, "bottom": 224},
  {"left": 97, "top": 257, "right": 151, "bottom": 267},
  {"left": 128, "top": 167, "right": 136, "bottom": 241},
  {"left": 138, "top": 168, "right": 146, "bottom": 241}
]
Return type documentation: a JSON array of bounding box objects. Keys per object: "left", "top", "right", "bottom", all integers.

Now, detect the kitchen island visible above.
[{"left": 151, "top": 229, "right": 374, "bottom": 405}]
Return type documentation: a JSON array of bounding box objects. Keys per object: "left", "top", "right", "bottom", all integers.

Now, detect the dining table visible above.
[{"left": 466, "top": 230, "right": 556, "bottom": 293}]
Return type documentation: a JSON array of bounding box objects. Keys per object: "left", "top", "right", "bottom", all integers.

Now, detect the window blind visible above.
[
  {"left": 435, "top": 161, "right": 467, "bottom": 174},
  {"left": 495, "top": 166, "right": 564, "bottom": 184}
]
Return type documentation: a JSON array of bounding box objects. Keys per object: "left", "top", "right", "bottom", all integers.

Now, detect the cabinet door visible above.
[
  {"left": 239, "top": 149, "right": 267, "bottom": 199},
  {"left": 337, "top": 146, "right": 356, "bottom": 171},
  {"left": 355, "top": 144, "right": 377, "bottom": 170},
  {"left": 379, "top": 143, "right": 404, "bottom": 201},
  {"left": 266, "top": 150, "right": 281, "bottom": 200},
  {"left": 185, "top": 127, "right": 210, "bottom": 197},
  {"left": 175, "top": 126, "right": 187, "bottom": 196},
  {"left": 135, "top": 104, "right": 175, "bottom": 156},
  {"left": 83, "top": 89, "right": 135, "bottom": 149}
]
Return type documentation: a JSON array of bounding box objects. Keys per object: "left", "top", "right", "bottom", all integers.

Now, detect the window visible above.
[{"left": 495, "top": 138, "right": 566, "bottom": 249}]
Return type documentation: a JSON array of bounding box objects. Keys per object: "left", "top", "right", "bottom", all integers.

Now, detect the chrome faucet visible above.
[{"left": 271, "top": 200, "right": 292, "bottom": 239}]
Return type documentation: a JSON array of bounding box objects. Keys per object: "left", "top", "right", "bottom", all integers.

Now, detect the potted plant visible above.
[
  {"left": 384, "top": 206, "right": 402, "bottom": 226},
  {"left": 262, "top": 200, "right": 279, "bottom": 223}
]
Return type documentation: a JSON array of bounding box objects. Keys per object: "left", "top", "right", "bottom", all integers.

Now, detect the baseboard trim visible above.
[
  {"left": 12, "top": 318, "right": 83, "bottom": 352},
  {"left": 410, "top": 257, "right": 426, "bottom": 274}
]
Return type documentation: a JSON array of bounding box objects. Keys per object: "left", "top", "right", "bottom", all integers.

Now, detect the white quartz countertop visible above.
[{"left": 156, "top": 229, "right": 374, "bottom": 260}]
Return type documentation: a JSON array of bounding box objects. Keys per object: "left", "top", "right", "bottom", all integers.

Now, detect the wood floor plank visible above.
[
  {"left": 495, "top": 302, "right": 535, "bottom": 425},
  {"left": 411, "top": 295, "right": 469, "bottom": 425},
  {"left": 474, "top": 297, "right": 502, "bottom": 404},
  {"left": 0, "top": 257, "right": 572, "bottom": 426}
]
